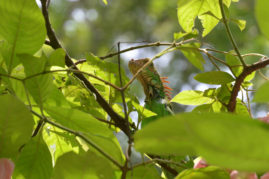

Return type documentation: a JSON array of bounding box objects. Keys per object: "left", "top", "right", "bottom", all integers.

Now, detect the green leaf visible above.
[
  {"left": 171, "top": 90, "right": 213, "bottom": 105},
  {"left": 134, "top": 115, "right": 196, "bottom": 156},
  {"left": 0, "top": 95, "right": 34, "bottom": 158},
  {"left": 255, "top": 0, "right": 269, "bottom": 39},
  {"left": 43, "top": 125, "right": 81, "bottom": 162},
  {"left": 135, "top": 112, "right": 269, "bottom": 172},
  {"left": 176, "top": 166, "right": 230, "bottom": 179},
  {"left": 235, "top": 101, "right": 249, "bottom": 116},
  {"left": 194, "top": 71, "right": 235, "bottom": 84},
  {"left": 231, "top": 18, "right": 246, "bottom": 31},
  {"left": 211, "top": 101, "right": 222, "bottom": 112},
  {"left": 52, "top": 151, "right": 115, "bottom": 179},
  {"left": 180, "top": 43, "right": 205, "bottom": 71},
  {"left": 126, "top": 164, "right": 161, "bottom": 179},
  {"left": 48, "top": 48, "right": 66, "bottom": 67},
  {"left": 253, "top": 82, "right": 269, "bottom": 103},
  {"left": 45, "top": 106, "right": 125, "bottom": 165},
  {"left": 19, "top": 54, "right": 54, "bottom": 105},
  {"left": 132, "top": 101, "right": 157, "bottom": 118},
  {"left": 244, "top": 71, "right": 255, "bottom": 82},
  {"left": 102, "top": 0, "right": 108, "bottom": 5},
  {"left": 177, "top": 0, "right": 229, "bottom": 36},
  {"left": 0, "top": 0, "right": 46, "bottom": 70},
  {"left": 192, "top": 104, "right": 213, "bottom": 112},
  {"left": 225, "top": 51, "right": 242, "bottom": 77},
  {"left": 13, "top": 136, "right": 53, "bottom": 179},
  {"left": 174, "top": 30, "right": 198, "bottom": 41}
]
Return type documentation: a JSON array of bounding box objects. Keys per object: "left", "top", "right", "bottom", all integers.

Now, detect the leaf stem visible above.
[{"left": 219, "top": 0, "right": 246, "bottom": 67}]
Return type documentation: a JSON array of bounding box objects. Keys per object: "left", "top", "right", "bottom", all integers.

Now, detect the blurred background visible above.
[{"left": 44, "top": 0, "right": 269, "bottom": 117}]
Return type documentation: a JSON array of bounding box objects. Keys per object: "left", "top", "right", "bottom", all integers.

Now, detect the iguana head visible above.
[{"left": 128, "top": 58, "right": 172, "bottom": 101}]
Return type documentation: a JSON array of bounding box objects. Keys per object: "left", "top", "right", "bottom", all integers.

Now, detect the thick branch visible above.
[
  {"left": 40, "top": 0, "right": 131, "bottom": 137},
  {"left": 228, "top": 58, "right": 269, "bottom": 112}
]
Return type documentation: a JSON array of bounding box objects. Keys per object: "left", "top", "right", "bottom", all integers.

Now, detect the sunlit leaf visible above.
[
  {"left": 231, "top": 18, "right": 246, "bottom": 31},
  {"left": 102, "top": 0, "right": 108, "bottom": 5},
  {"left": 43, "top": 125, "right": 81, "bottom": 162},
  {"left": 171, "top": 90, "right": 213, "bottom": 105},
  {"left": 132, "top": 101, "right": 157, "bottom": 118},
  {"left": 177, "top": 0, "right": 231, "bottom": 36},
  {"left": 180, "top": 43, "right": 205, "bottom": 71}
]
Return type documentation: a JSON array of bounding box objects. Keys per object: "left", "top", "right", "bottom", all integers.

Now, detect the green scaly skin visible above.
[{"left": 128, "top": 58, "right": 173, "bottom": 127}]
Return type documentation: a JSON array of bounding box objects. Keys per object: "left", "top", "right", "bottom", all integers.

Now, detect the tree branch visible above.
[
  {"left": 40, "top": 0, "right": 131, "bottom": 137},
  {"left": 228, "top": 58, "right": 269, "bottom": 112}
]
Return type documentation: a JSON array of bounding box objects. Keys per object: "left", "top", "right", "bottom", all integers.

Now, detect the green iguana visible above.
[{"left": 128, "top": 58, "right": 173, "bottom": 127}]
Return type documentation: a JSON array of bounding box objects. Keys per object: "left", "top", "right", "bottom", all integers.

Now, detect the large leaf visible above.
[
  {"left": 255, "top": 0, "right": 269, "bottom": 39},
  {"left": 13, "top": 136, "right": 53, "bottom": 179},
  {"left": 135, "top": 112, "right": 269, "bottom": 172},
  {"left": 0, "top": 0, "right": 46, "bottom": 70},
  {"left": 171, "top": 90, "right": 213, "bottom": 105},
  {"left": 52, "top": 151, "right": 115, "bottom": 179},
  {"left": 253, "top": 82, "right": 269, "bottom": 103},
  {"left": 180, "top": 43, "right": 205, "bottom": 71},
  {"left": 194, "top": 71, "right": 235, "bottom": 84},
  {"left": 134, "top": 115, "right": 195, "bottom": 156},
  {"left": 177, "top": 0, "right": 231, "bottom": 36},
  {"left": 0, "top": 95, "right": 34, "bottom": 158},
  {"left": 176, "top": 166, "right": 230, "bottom": 179},
  {"left": 45, "top": 106, "right": 125, "bottom": 165}
]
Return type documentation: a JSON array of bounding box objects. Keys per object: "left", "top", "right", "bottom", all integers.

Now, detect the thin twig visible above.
[
  {"left": 99, "top": 39, "right": 195, "bottom": 60},
  {"left": 206, "top": 53, "right": 221, "bottom": 70},
  {"left": 219, "top": 0, "right": 246, "bottom": 67},
  {"left": 117, "top": 42, "right": 130, "bottom": 134},
  {"left": 23, "top": 69, "right": 121, "bottom": 90}
]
